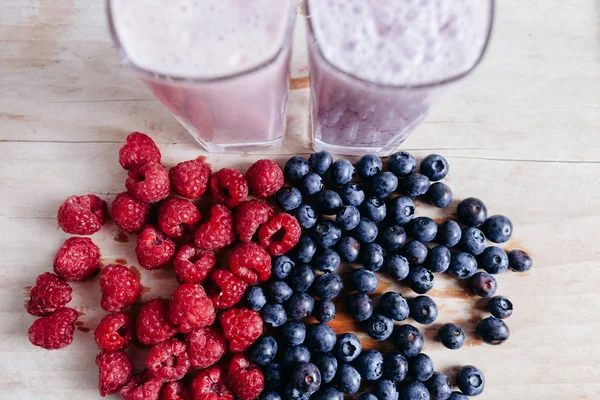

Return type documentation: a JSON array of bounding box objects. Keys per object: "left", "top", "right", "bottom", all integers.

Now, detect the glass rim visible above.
[{"left": 304, "top": 0, "right": 496, "bottom": 90}]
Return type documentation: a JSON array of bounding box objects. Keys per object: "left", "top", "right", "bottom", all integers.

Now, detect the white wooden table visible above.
[{"left": 1, "top": 1, "right": 599, "bottom": 399}]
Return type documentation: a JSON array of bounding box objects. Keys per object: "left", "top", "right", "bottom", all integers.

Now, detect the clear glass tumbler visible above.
[{"left": 107, "top": 0, "right": 297, "bottom": 153}]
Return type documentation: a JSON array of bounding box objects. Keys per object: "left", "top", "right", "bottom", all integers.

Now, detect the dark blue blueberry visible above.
[
  {"left": 265, "top": 280, "right": 293, "bottom": 304},
  {"left": 380, "top": 292, "right": 409, "bottom": 321},
  {"left": 289, "top": 263, "right": 315, "bottom": 292},
  {"left": 361, "top": 197, "right": 387, "bottom": 222},
  {"left": 458, "top": 227, "right": 487, "bottom": 255},
  {"left": 313, "top": 273, "right": 344, "bottom": 300},
  {"left": 336, "top": 364, "right": 361, "bottom": 394},
  {"left": 352, "top": 218, "right": 379, "bottom": 243},
  {"left": 424, "top": 245, "right": 451, "bottom": 273},
  {"left": 390, "top": 196, "right": 416, "bottom": 225},
  {"left": 293, "top": 362, "right": 321, "bottom": 394},
  {"left": 355, "top": 349, "right": 384, "bottom": 380},
  {"left": 348, "top": 293, "right": 373, "bottom": 321},
  {"left": 313, "top": 221, "right": 342, "bottom": 249},
  {"left": 263, "top": 362, "right": 283, "bottom": 388},
  {"left": 407, "top": 266, "right": 434, "bottom": 294},
  {"left": 438, "top": 323, "right": 466, "bottom": 350},
  {"left": 283, "top": 345, "right": 312, "bottom": 368},
  {"left": 261, "top": 303, "right": 288, "bottom": 327},
  {"left": 350, "top": 268, "right": 378, "bottom": 293},
  {"left": 383, "top": 353, "right": 408, "bottom": 382},
  {"left": 448, "top": 393, "right": 469, "bottom": 400},
  {"left": 248, "top": 336, "right": 278, "bottom": 366},
  {"left": 259, "top": 391, "right": 282, "bottom": 400},
  {"left": 292, "top": 236, "right": 317, "bottom": 263},
  {"left": 285, "top": 293, "right": 315, "bottom": 320},
  {"left": 457, "top": 197, "right": 487, "bottom": 227},
  {"left": 285, "top": 156, "right": 310, "bottom": 181},
  {"left": 394, "top": 324, "right": 424, "bottom": 358},
  {"left": 409, "top": 353, "right": 434, "bottom": 381},
  {"left": 426, "top": 372, "right": 453, "bottom": 400},
  {"left": 307, "top": 323, "right": 337, "bottom": 353},
  {"left": 285, "top": 384, "right": 309, "bottom": 400},
  {"left": 420, "top": 154, "right": 449, "bottom": 181},
  {"left": 314, "top": 353, "right": 338, "bottom": 384},
  {"left": 358, "top": 394, "right": 379, "bottom": 400},
  {"left": 397, "top": 173, "right": 430, "bottom": 198},
  {"left": 334, "top": 333, "right": 362, "bottom": 363},
  {"left": 435, "top": 220, "right": 461, "bottom": 248},
  {"left": 370, "top": 172, "right": 398, "bottom": 199},
  {"left": 476, "top": 317, "right": 510, "bottom": 345},
  {"left": 281, "top": 320, "right": 307, "bottom": 346},
  {"left": 309, "top": 151, "right": 333, "bottom": 175},
  {"left": 272, "top": 255, "right": 295, "bottom": 280},
  {"left": 314, "top": 299, "right": 336, "bottom": 323},
  {"left": 407, "top": 217, "right": 438, "bottom": 243},
  {"left": 483, "top": 214, "right": 513, "bottom": 243},
  {"left": 357, "top": 154, "right": 383, "bottom": 179},
  {"left": 314, "top": 249, "right": 341, "bottom": 272},
  {"left": 330, "top": 159, "right": 355, "bottom": 186},
  {"left": 336, "top": 236, "right": 361, "bottom": 262},
  {"left": 456, "top": 365, "right": 485, "bottom": 396},
  {"left": 448, "top": 252, "right": 478, "bottom": 279},
  {"left": 388, "top": 152, "right": 417, "bottom": 177},
  {"left": 508, "top": 249, "right": 533, "bottom": 272},
  {"left": 338, "top": 183, "right": 365, "bottom": 206},
  {"left": 409, "top": 296, "right": 438, "bottom": 325},
  {"left": 275, "top": 186, "right": 302, "bottom": 211},
  {"left": 425, "top": 182, "right": 453, "bottom": 208},
  {"left": 312, "top": 386, "right": 343, "bottom": 400},
  {"left": 488, "top": 296, "right": 513, "bottom": 319},
  {"left": 385, "top": 254, "right": 410, "bottom": 280},
  {"left": 377, "top": 224, "right": 406, "bottom": 251},
  {"left": 299, "top": 173, "right": 324, "bottom": 196},
  {"left": 479, "top": 246, "right": 509, "bottom": 274},
  {"left": 295, "top": 204, "right": 318, "bottom": 229},
  {"left": 316, "top": 190, "right": 343, "bottom": 215},
  {"left": 359, "top": 242, "right": 385, "bottom": 271},
  {"left": 399, "top": 381, "right": 430, "bottom": 400},
  {"left": 245, "top": 286, "right": 267, "bottom": 311},
  {"left": 366, "top": 313, "right": 394, "bottom": 341},
  {"left": 374, "top": 379, "right": 399, "bottom": 400},
  {"left": 469, "top": 272, "right": 497, "bottom": 297},
  {"left": 335, "top": 205, "right": 361, "bottom": 230},
  {"left": 401, "top": 241, "right": 428, "bottom": 265}
]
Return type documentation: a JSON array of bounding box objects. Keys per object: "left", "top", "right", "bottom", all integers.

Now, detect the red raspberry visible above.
[
  {"left": 246, "top": 159, "right": 284, "bottom": 198},
  {"left": 96, "top": 350, "right": 133, "bottom": 397},
  {"left": 185, "top": 326, "right": 227, "bottom": 369},
  {"left": 158, "top": 198, "right": 201, "bottom": 239},
  {"left": 190, "top": 366, "right": 234, "bottom": 400},
  {"left": 173, "top": 245, "right": 216, "bottom": 284},
  {"left": 28, "top": 307, "right": 78, "bottom": 350},
  {"left": 168, "top": 284, "right": 216, "bottom": 333},
  {"left": 126, "top": 162, "right": 170, "bottom": 203},
  {"left": 227, "top": 354, "right": 265, "bottom": 400},
  {"left": 26, "top": 272, "right": 72, "bottom": 316},
  {"left": 219, "top": 308, "right": 263, "bottom": 353},
  {"left": 120, "top": 370, "right": 163, "bottom": 400},
  {"left": 94, "top": 312, "right": 134, "bottom": 353},
  {"left": 162, "top": 381, "right": 192, "bottom": 400},
  {"left": 136, "top": 225, "right": 176, "bottom": 270},
  {"left": 170, "top": 160, "right": 211, "bottom": 199},
  {"left": 258, "top": 213, "right": 301, "bottom": 256},
  {"left": 194, "top": 205, "right": 236, "bottom": 251},
  {"left": 57, "top": 194, "right": 108, "bottom": 235},
  {"left": 146, "top": 338, "right": 191, "bottom": 382},
  {"left": 234, "top": 200, "right": 275, "bottom": 243},
  {"left": 206, "top": 269, "right": 248, "bottom": 309},
  {"left": 53, "top": 237, "right": 101, "bottom": 282},
  {"left": 210, "top": 168, "right": 248, "bottom": 209},
  {"left": 136, "top": 298, "right": 178, "bottom": 346},
  {"left": 111, "top": 192, "right": 151, "bottom": 234},
  {"left": 99, "top": 264, "right": 141, "bottom": 312},
  {"left": 119, "top": 131, "right": 162, "bottom": 171},
  {"left": 229, "top": 242, "right": 271, "bottom": 284}
]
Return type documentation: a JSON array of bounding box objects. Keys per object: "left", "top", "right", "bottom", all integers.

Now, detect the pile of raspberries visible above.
[{"left": 25, "top": 132, "right": 297, "bottom": 399}]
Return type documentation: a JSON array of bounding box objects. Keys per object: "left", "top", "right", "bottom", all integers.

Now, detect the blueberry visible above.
[
  {"left": 409, "top": 353, "right": 434, "bottom": 381},
  {"left": 366, "top": 313, "right": 394, "bottom": 341},
  {"left": 312, "top": 386, "right": 343, "bottom": 400},
  {"left": 426, "top": 372, "right": 453, "bottom": 400},
  {"left": 448, "top": 393, "right": 469, "bottom": 400},
  {"left": 334, "top": 333, "right": 362, "bottom": 362},
  {"left": 399, "top": 381, "right": 430, "bottom": 400},
  {"left": 355, "top": 349, "right": 384, "bottom": 380},
  {"left": 314, "top": 249, "right": 341, "bottom": 272},
  {"left": 330, "top": 159, "right": 355, "bottom": 186},
  {"left": 284, "top": 345, "right": 312, "bottom": 368},
  {"left": 338, "top": 183, "right": 365, "bottom": 206},
  {"left": 259, "top": 391, "right": 282, "bottom": 400},
  {"left": 424, "top": 245, "right": 451, "bottom": 273},
  {"left": 390, "top": 196, "right": 416, "bottom": 225},
  {"left": 438, "top": 323, "right": 466, "bottom": 350},
  {"left": 350, "top": 268, "right": 378, "bottom": 293},
  {"left": 383, "top": 353, "right": 408, "bottom": 382},
  {"left": 478, "top": 246, "right": 509, "bottom": 274},
  {"left": 248, "top": 336, "right": 278, "bottom": 366},
  {"left": 276, "top": 186, "right": 303, "bottom": 211},
  {"left": 476, "top": 317, "right": 510, "bottom": 345},
  {"left": 316, "top": 190, "right": 343, "bottom": 215},
  {"left": 380, "top": 292, "right": 409, "bottom": 321},
  {"left": 435, "top": 220, "right": 462, "bottom": 248},
  {"left": 361, "top": 197, "right": 387, "bottom": 222},
  {"left": 336, "top": 236, "right": 361, "bottom": 262},
  {"left": 272, "top": 255, "right": 295, "bottom": 280},
  {"left": 377, "top": 224, "right": 406, "bottom": 251},
  {"left": 358, "top": 394, "right": 379, "bottom": 400},
  {"left": 285, "top": 383, "right": 309, "bottom": 400},
  {"left": 245, "top": 286, "right": 267, "bottom": 311},
  {"left": 407, "top": 267, "right": 434, "bottom": 294},
  {"left": 352, "top": 218, "right": 379, "bottom": 243},
  {"left": 263, "top": 362, "right": 283, "bottom": 388},
  {"left": 286, "top": 293, "right": 315, "bottom": 320},
  {"left": 292, "top": 236, "right": 317, "bottom": 263},
  {"left": 307, "top": 323, "right": 337, "bottom": 353},
  {"left": 265, "top": 280, "right": 294, "bottom": 303},
  {"left": 313, "top": 273, "right": 344, "bottom": 300},
  {"left": 289, "top": 263, "right": 315, "bottom": 292},
  {"left": 388, "top": 151, "right": 417, "bottom": 177},
  {"left": 314, "top": 299, "right": 336, "bottom": 323},
  {"left": 295, "top": 204, "right": 318, "bottom": 229},
  {"left": 456, "top": 365, "right": 485, "bottom": 396},
  {"left": 261, "top": 303, "right": 288, "bottom": 327},
  {"left": 336, "top": 364, "right": 361, "bottom": 394},
  {"left": 425, "top": 182, "right": 453, "bottom": 208},
  {"left": 285, "top": 156, "right": 310, "bottom": 181},
  {"left": 370, "top": 172, "right": 398, "bottom": 199},
  {"left": 360, "top": 242, "right": 385, "bottom": 271},
  {"left": 469, "top": 272, "right": 497, "bottom": 297},
  {"left": 401, "top": 241, "right": 428, "bottom": 265},
  {"left": 407, "top": 217, "right": 438, "bottom": 243},
  {"left": 458, "top": 227, "right": 487, "bottom": 255},
  {"left": 420, "top": 154, "right": 449, "bottom": 181},
  {"left": 348, "top": 293, "right": 373, "bottom": 321},
  {"left": 293, "top": 362, "right": 321, "bottom": 394},
  {"left": 483, "top": 214, "right": 513, "bottom": 243},
  {"left": 409, "top": 296, "right": 438, "bottom": 325},
  {"left": 448, "top": 252, "right": 478, "bottom": 279},
  {"left": 309, "top": 151, "right": 333, "bottom": 175},
  {"left": 374, "top": 379, "right": 399, "bottom": 400},
  {"left": 299, "top": 173, "right": 324, "bottom": 196},
  {"left": 281, "top": 320, "right": 307, "bottom": 346},
  {"left": 385, "top": 254, "right": 410, "bottom": 280},
  {"left": 314, "top": 353, "right": 338, "bottom": 384},
  {"left": 313, "top": 221, "right": 342, "bottom": 249},
  {"left": 357, "top": 155, "right": 383, "bottom": 179},
  {"left": 457, "top": 197, "right": 487, "bottom": 227},
  {"left": 397, "top": 173, "right": 430, "bottom": 198},
  {"left": 394, "top": 324, "right": 424, "bottom": 358},
  {"left": 336, "top": 205, "right": 361, "bottom": 230},
  {"left": 508, "top": 249, "right": 533, "bottom": 272},
  {"left": 488, "top": 296, "right": 514, "bottom": 319}
]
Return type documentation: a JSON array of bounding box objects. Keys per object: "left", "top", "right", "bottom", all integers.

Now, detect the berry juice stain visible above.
[
  {"left": 77, "top": 326, "right": 91, "bottom": 333},
  {"left": 115, "top": 258, "right": 128, "bottom": 265},
  {"left": 195, "top": 155, "right": 211, "bottom": 168},
  {"left": 114, "top": 231, "right": 129, "bottom": 243},
  {"left": 129, "top": 266, "right": 142, "bottom": 281}
]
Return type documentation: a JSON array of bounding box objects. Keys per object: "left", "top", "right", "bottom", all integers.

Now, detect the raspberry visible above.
[
  {"left": 136, "top": 298, "right": 178, "bottom": 345},
  {"left": 120, "top": 370, "right": 163, "bottom": 400},
  {"left": 170, "top": 160, "right": 211, "bottom": 199},
  {"left": 234, "top": 200, "right": 275, "bottom": 243},
  {"left": 210, "top": 168, "right": 248, "bottom": 209},
  {"left": 136, "top": 225, "right": 176, "bottom": 270},
  {"left": 28, "top": 307, "right": 78, "bottom": 350},
  {"left": 111, "top": 192, "right": 151, "bottom": 234},
  {"left": 161, "top": 381, "right": 192, "bottom": 400},
  {"left": 57, "top": 194, "right": 108, "bottom": 235},
  {"left": 94, "top": 312, "right": 134, "bottom": 353},
  {"left": 206, "top": 269, "right": 248, "bottom": 309},
  {"left": 258, "top": 213, "right": 301, "bottom": 256},
  {"left": 185, "top": 326, "right": 227, "bottom": 369},
  {"left": 26, "top": 272, "right": 72, "bottom": 316},
  {"left": 96, "top": 351, "right": 133, "bottom": 397},
  {"left": 227, "top": 354, "right": 265, "bottom": 400},
  {"left": 194, "top": 204, "right": 236, "bottom": 251},
  {"left": 219, "top": 308, "right": 263, "bottom": 353},
  {"left": 246, "top": 159, "right": 284, "bottom": 198},
  {"left": 157, "top": 198, "right": 201, "bottom": 239},
  {"left": 190, "top": 366, "right": 235, "bottom": 400},
  {"left": 173, "top": 245, "right": 216, "bottom": 284},
  {"left": 53, "top": 237, "right": 101, "bottom": 282},
  {"left": 229, "top": 242, "right": 271, "bottom": 284},
  {"left": 168, "top": 284, "right": 216, "bottom": 333},
  {"left": 99, "top": 264, "right": 141, "bottom": 312},
  {"left": 126, "top": 162, "right": 170, "bottom": 203},
  {"left": 119, "top": 132, "right": 162, "bottom": 170},
  {"left": 146, "top": 338, "right": 191, "bottom": 382}
]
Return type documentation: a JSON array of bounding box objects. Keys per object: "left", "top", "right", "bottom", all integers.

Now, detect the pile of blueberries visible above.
[{"left": 245, "top": 151, "right": 533, "bottom": 400}]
